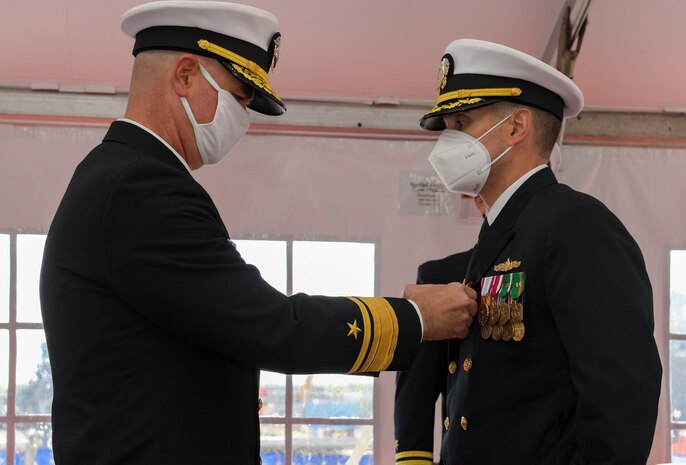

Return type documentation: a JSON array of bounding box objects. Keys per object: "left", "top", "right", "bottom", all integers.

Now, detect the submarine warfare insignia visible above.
[{"left": 493, "top": 258, "right": 521, "bottom": 273}]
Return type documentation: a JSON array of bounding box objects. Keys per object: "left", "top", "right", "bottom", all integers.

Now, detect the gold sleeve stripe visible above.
[
  {"left": 395, "top": 460, "right": 433, "bottom": 465},
  {"left": 358, "top": 297, "right": 399, "bottom": 372},
  {"left": 436, "top": 87, "right": 522, "bottom": 105},
  {"left": 359, "top": 297, "right": 382, "bottom": 372},
  {"left": 347, "top": 297, "right": 372, "bottom": 374},
  {"left": 396, "top": 451, "right": 433, "bottom": 460},
  {"left": 347, "top": 297, "right": 400, "bottom": 373},
  {"left": 378, "top": 298, "right": 399, "bottom": 370}
]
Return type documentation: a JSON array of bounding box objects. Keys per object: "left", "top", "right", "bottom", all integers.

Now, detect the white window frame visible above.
[
  {"left": 668, "top": 247, "right": 686, "bottom": 461},
  {"left": 235, "top": 236, "right": 381, "bottom": 465},
  {"left": 1, "top": 232, "right": 384, "bottom": 464},
  {"left": 0, "top": 230, "right": 51, "bottom": 464}
]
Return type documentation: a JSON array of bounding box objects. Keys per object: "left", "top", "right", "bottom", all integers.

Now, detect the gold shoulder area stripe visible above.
[
  {"left": 395, "top": 460, "right": 433, "bottom": 465},
  {"left": 346, "top": 297, "right": 399, "bottom": 374},
  {"left": 197, "top": 39, "right": 270, "bottom": 83},
  {"left": 436, "top": 87, "right": 522, "bottom": 105},
  {"left": 396, "top": 451, "right": 433, "bottom": 460}
]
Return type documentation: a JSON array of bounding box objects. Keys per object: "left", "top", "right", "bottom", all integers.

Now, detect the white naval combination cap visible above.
[
  {"left": 421, "top": 39, "right": 584, "bottom": 130},
  {"left": 121, "top": 1, "right": 285, "bottom": 116}
]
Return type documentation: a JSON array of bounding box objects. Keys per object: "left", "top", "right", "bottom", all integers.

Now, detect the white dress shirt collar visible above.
[
  {"left": 485, "top": 164, "right": 547, "bottom": 225},
  {"left": 117, "top": 118, "right": 192, "bottom": 174}
]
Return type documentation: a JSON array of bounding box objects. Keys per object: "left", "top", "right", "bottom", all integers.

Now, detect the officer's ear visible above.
[
  {"left": 172, "top": 54, "right": 201, "bottom": 97},
  {"left": 506, "top": 107, "right": 533, "bottom": 146}
]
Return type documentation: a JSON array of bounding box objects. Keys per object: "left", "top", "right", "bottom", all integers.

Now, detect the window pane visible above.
[
  {"left": 671, "top": 250, "right": 686, "bottom": 335},
  {"left": 293, "top": 424, "right": 373, "bottom": 465},
  {"left": 260, "top": 371, "right": 286, "bottom": 418},
  {"left": 673, "top": 429, "right": 686, "bottom": 462},
  {"left": 17, "top": 234, "right": 47, "bottom": 323},
  {"left": 0, "top": 234, "right": 8, "bottom": 323},
  {"left": 0, "top": 331, "right": 6, "bottom": 416},
  {"left": 293, "top": 374, "right": 373, "bottom": 419},
  {"left": 16, "top": 330, "right": 52, "bottom": 415},
  {"left": 15, "top": 423, "right": 53, "bottom": 465},
  {"left": 672, "top": 340, "right": 686, "bottom": 423},
  {"left": 261, "top": 424, "right": 285, "bottom": 465},
  {"left": 293, "top": 242, "right": 375, "bottom": 296},
  {"left": 0, "top": 423, "right": 6, "bottom": 465},
  {"left": 234, "top": 240, "right": 287, "bottom": 294}
]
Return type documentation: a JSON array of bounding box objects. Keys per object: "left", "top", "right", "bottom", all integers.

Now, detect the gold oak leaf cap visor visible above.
[
  {"left": 421, "top": 39, "right": 584, "bottom": 130},
  {"left": 121, "top": 1, "right": 285, "bottom": 116}
]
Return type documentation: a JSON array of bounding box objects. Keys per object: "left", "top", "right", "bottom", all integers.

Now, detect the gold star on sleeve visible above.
[{"left": 347, "top": 320, "right": 362, "bottom": 340}]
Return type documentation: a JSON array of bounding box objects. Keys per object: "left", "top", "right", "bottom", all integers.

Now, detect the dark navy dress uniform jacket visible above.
[
  {"left": 395, "top": 167, "right": 661, "bottom": 465},
  {"left": 40, "top": 121, "right": 422, "bottom": 465}
]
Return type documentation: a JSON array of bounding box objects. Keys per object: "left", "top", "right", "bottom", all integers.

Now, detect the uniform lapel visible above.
[{"left": 467, "top": 168, "right": 558, "bottom": 284}]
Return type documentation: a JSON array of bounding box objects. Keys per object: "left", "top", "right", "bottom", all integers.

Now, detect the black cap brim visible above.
[{"left": 220, "top": 61, "right": 286, "bottom": 116}]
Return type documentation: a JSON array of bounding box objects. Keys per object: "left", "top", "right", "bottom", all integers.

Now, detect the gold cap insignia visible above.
[
  {"left": 493, "top": 258, "right": 521, "bottom": 272},
  {"left": 437, "top": 57, "right": 450, "bottom": 91},
  {"left": 270, "top": 35, "right": 281, "bottom": 72}
]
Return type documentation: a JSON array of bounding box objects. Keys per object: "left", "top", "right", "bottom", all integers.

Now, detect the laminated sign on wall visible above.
[
  {"left": 398, "top": 171, "right": 454, "bottom": 216},
  {"left": 398, "top": 170, "right": 486, "bottom": 223}
]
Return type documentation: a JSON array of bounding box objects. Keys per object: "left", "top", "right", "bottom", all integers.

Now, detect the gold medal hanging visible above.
[
  {"left": 492, "top": 273, "right": 513, "bottom": 340},
  {"left": 509, "top": 272, "right": 526, "bottom": 342},
  {"left": 478, "top": 276, "right": 493, "bottom": 328},
  {"left": 479, "top": 275, "right": 497, "bottom": 339}
]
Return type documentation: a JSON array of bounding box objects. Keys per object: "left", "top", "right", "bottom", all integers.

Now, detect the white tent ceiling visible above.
[{"left": 1, "top": 0, "right": 683, "bottom": 112}]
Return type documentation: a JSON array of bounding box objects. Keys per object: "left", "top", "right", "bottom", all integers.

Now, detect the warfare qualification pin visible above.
[{"left": 437, "top": 57, "right": 450, "bottom": 91}]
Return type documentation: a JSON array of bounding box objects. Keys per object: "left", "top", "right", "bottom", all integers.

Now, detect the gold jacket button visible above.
[
  {"left": 463, "top": 357, "right": 473, "bottom": 372},
  {"left": 258, "top": 398, "right": 263, "bottom": 411},
  {"left": 448, "top": 361, "right": 457, "bottom": 374},
  {"left": 444, "top": 416, "right": 450, "bottom": 430},
  {"left": 461, "top": 416, "right": 468, "bottom": 431}
]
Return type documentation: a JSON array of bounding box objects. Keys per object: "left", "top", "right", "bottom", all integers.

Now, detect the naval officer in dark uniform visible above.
[
  {"left": 393, "top": 154, "right": 562, "bottom": 465},
  {"left": 394, "top": 39, "right": 661, "bottom": 465},
  {"left": 38, "top": 4, "right": 478, "bottom": 465}
]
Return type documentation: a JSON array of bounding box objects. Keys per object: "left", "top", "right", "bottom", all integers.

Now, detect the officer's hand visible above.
[{"left": 403, "top": 282, "right": 478, "bottom": 340}]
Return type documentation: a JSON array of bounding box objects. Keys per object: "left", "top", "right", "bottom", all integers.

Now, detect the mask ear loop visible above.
[
  {"left": 475, "top": 113, "right": 513, "bottom": 143},
  {"left": 476, "top": 146, "right": 513, "bottom": 175},
  {"left": 474, "top": 113, "right": 514, "bottom": 175},
  {"left": 180, "top": 64, "right": 222, "bottom": 127},
  {"left": 198, "top": 64, "right": 222, "bottom": 92}
]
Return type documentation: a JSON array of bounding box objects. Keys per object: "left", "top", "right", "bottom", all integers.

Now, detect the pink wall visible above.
[{"left": 2, "top": 0, "right": 685, "bottom": 110}]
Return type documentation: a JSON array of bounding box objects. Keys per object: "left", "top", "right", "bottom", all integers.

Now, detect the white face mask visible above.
[
  {"left": 180, "top": 64, "right": 250, "bottom": 166},
  {"left": 428, "top": 113, "right": 514, "bottom": 195}
]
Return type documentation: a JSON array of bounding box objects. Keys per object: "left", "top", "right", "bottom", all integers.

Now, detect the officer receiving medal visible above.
[{"left": 394, "top": 38, "right": 661, "bottom": 465}]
